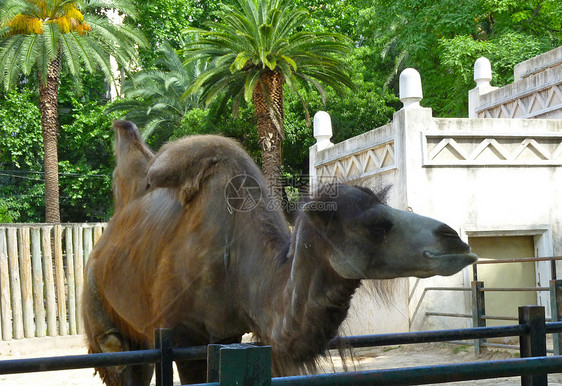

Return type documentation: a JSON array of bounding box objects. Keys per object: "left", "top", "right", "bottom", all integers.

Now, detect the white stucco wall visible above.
[
  {"left": 399, "top": 109, "right": 562, "bottom": 331},
  {"left": 310, "top": 105, "right": 562, "bottom": 334},
  {"left": 473, "top": 46, "right": 562, "bottom": 119}
]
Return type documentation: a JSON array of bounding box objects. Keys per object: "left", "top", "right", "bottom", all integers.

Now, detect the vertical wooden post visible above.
[
  {"left": 83, "top": 227, "right": 93, "bottom": 264},
  {"left": 41, "top": 226, "right": 57, "bottom": 336},
  {"left": 65, "top": 227, "right": 77, "bottom": 335},
  {"left": 549, "top": 279, "right": 562, "bottom": 355},
  {"left": 73, "top": 226, "right": 84, "bottom": 334},
  {"left": 93, "top": 225, "right": 104, "bottom": 245},
  {"left": 19, "top": 227, "right": 34, "bottom": 338},
  {"left": 54, "top": 225, "right": 67, "bottom": 336},
  {"left": 519, "top": 305, "right": 547, "bottom": 386},
  {"left": 7, "top": 228, "right": 23, "bottom": 339},
  {"left": 471, "top": 281, "right": 486, "bottom": 354},
  {"left": 31, "top": 227, "right": 46, "bottom": 337},
  {"left": 0, "top": 228, "right": 12, "bottom": 340},
  {"left": 208, "top": 344, "right": 272, "bottom": 386},
  {"left": 155, "top": 328, "right": 174, "bottom": 386}
]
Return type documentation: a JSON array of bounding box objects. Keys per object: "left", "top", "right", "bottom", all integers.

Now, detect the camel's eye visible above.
[
  {"left": 351, "top": 211, "right": 393, "bottom": 239},
  {"left": 368, "top": 219, "right": 393, "bottom": 238}
]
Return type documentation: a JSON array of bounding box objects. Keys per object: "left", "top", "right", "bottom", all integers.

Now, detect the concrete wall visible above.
[
  {"left": 471, "top": 46, "right": 562, "bottom": 119},
  {"left": 402, "top": 110, "right": 562, "bottom": 331},
  {"left": 310, "top": 101, "right": 562, "bottom": 334}
]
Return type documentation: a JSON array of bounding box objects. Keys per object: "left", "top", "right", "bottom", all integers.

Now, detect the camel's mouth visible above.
[
  {"left": 422, "top": 251, "right": 478, "bottom": 275},
  {"left": 423, "top": 250, "right": 478, "bottom": 261}
]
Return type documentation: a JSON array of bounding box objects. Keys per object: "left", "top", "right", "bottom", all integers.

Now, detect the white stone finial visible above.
[
  {"left": 313, "top": 111, "right": 334, "bottom": 151},
  {"left": 474, "top": 57, "right": 492, "bottom": 88},
  {"left": 399, "top": 68, "right": 423, "bottom": 109}
]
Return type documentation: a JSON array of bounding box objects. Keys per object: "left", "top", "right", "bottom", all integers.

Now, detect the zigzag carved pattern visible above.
[
  {"left": 316, "top": 141, "right": 396, "bottom": 181},
  {"left": 479, "top": 84, "right": 562, "bottom": 118},
  {"left": 427, "top": 136, "right": 562, "bottom": 165}
]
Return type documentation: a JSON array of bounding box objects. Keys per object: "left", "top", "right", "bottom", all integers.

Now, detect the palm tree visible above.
[
  {"left": 107, "top": 41, "right": 205, "bottom": 139},
  {"left": 184, "top": 0, "right": 354, "bottom": 200},
  {"left": 0, "top": 0, "right": 145, "bottom": 222}
]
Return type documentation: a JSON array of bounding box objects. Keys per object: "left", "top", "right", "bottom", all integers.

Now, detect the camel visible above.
[{"left": 83, "top": 120, "right": 477, "bottom": 385}]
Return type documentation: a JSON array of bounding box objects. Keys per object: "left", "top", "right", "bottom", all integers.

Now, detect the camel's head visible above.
[{"left": 303, "top": 184, "right": 477, "bottom": 279}]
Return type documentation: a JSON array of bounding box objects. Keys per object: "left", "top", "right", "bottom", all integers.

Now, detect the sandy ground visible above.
[{"left": 1, "top": 336, "right": 562, "bottom": 385}]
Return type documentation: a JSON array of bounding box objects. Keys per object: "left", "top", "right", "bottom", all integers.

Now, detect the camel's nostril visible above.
[{"left": 435, "top": 224, "right": 459, "bottom": 238}]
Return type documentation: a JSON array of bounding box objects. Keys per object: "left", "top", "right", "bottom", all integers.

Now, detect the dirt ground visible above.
[{"left": 1, "top": 336, "right": 562, "bottom": 385}]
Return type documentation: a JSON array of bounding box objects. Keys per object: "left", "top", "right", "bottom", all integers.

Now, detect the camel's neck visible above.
[{"left": 247, "top": 215, "right": 361, "bottom": 372}]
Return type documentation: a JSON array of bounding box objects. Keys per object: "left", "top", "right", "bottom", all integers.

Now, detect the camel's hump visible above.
[{"left": 147, "top": 134, "right": 263, "bottom": 206}]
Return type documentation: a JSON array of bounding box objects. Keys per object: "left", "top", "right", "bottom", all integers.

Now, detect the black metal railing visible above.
[
  {"left": 0, "top": 305, "right": 561, "bottom": 385},
  {"left": 423, "top": 256, "right": 562, "bottom": 354}
]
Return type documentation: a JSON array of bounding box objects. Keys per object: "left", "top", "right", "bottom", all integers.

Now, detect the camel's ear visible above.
[{"left": 147, "top": 139, "right": 225, "bottom": 206}]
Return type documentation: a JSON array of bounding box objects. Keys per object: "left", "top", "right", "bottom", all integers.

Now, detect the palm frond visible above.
[
  {"left": 244, "top": 68, "right": 261, "bottom": 102},
  {"left": 19, "top": 33, "right": 40, "bottom": 74},
  {"left": 0, "top": 36, "right": 24, "bottom": 89},
  {"left": 81, "top": 0, "right": 138, "bottom": 19},
  {"left": 183, "top": 0, "right": 354, "bottom": 117},
  {"left": 0, "top": 0, "right": 145, "bottom": 92},
  {"left": 58, "top": 32, "right": 82, "bottom": 74},
  {"left": 109, "top": 42, "right": 205, "bottom": 136},
  {"left": 42, "top": 22, "right": 60, "bottom": 62}
]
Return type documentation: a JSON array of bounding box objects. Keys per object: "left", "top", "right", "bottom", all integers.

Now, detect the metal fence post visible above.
[
  {"left": 207, "top": 344, "right": 222, "bottom": 382},
  {"left": 550, "top": 279, "right": 562, "bottom": 355},
  {"left": 471, "top": 281, "right": 486, "bottom": 354},
  {"left": 519, "top": 305, "right": 547, "bottom": 386},
  {"left": 155, "top": 328, "right": 174, "bottom": 386},
  {"left": 207, "top": 343, "right": 271, "bottom": 385}
]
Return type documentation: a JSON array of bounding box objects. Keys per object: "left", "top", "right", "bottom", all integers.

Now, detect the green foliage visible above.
[
  {"left": 58, "top": 70, "right": 110, "bottom": 118},
  {"left": 358, "top": 0, "right": 561, "bottom": 116},
  {"left": 0, "top": 89, "right": 42, "bottom": 169},
  {"left": 453, "top": 345, "right": 470, "bottom": 354},
  {"left": 107, "top": 42, "right": 205, "bottom": 138},
  {"left": 58, "top": 98, "right": 115, "bottom": 221},
  {"left": 481, "top": 0, "right": 562, "bottom": 39},
  {"left": 0, "top": 89, "right": 45, "bottom": 222},
  {"left": 0, "top": 201, "right": 18, "bottom": 222},
  {"left": 0, "top": 184, "right": 45, "bottom": 223},
  {"left": 323, "top": 50, "right": 398, "bottom": 143},
  {"left": 0, "top": 89, "right": 115, "bottom": 222},
  {"left": 294, "top": 0, "right": 365, "bottom": 39},
  {"left": 282, "top": 73, "right": 396, "bottom": 174},
  {"left": 436, "top": 32, "right": 552, "bottom": 114},
  {"left": 132, "top": 0, "right": 226, "bottom": 66}
]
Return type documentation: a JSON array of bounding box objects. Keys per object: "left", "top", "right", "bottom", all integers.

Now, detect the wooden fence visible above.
[{"left": 0, "top": 223, "right": 106, "bottom": 341}]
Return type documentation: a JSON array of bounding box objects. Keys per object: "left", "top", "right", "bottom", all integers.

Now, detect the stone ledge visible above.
[{"left": 514, "top": 46, "right": 562, "bottom": 81}]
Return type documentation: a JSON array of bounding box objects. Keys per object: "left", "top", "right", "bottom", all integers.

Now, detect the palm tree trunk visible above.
[
  {"left": 39, "top": 52, "right": 62, "bottom": 223},
  {"left": 252, "top": 70, "right": 285, "bottom": 203}
]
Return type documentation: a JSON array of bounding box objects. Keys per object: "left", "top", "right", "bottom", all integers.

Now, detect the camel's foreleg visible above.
[{"left": 83, "top": 265, "right": 153, "bottom": 386}]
